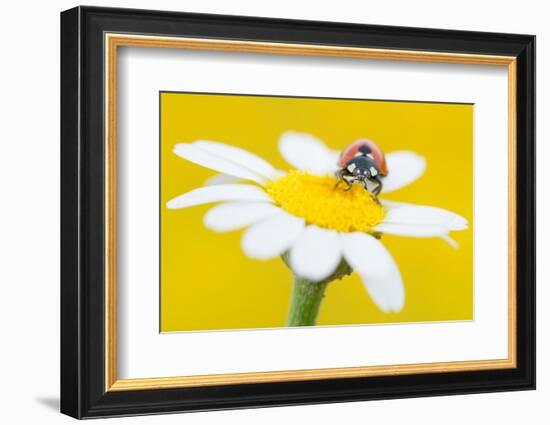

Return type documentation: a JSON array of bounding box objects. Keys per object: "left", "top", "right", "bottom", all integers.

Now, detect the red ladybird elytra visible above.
[{"left": 334, "top": 138, "right": 388, "bottom": 196}]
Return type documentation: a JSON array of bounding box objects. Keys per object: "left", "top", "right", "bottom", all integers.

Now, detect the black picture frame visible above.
[{"left": 61, "top": 5, "right": 535, "bottom": 419}]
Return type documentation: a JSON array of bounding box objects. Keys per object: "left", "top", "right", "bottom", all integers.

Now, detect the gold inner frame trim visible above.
[{"left": 104, "top": 33, "right": 518, "bottom": 392}]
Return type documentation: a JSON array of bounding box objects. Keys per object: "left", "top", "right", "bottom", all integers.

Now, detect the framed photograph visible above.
[{"left": 60, "top": 6, "right": 535, "bottom": 419}]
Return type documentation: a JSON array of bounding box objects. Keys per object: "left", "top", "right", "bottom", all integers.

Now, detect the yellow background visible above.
[{"left": 160, "top": 92, "right": 473, "bottom": 332}]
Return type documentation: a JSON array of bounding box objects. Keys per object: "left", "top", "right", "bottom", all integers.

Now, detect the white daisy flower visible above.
[{"left": 167, "top": 131, "right": 468, "bottom": 314}]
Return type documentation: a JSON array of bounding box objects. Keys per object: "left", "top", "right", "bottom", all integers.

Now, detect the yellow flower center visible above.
[{"left": 265, "top": 170, "right": 385, "bottom": 233}]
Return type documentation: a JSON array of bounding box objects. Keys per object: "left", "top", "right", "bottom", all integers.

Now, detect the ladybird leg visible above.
[
  {"left": 343, "top": 179, "right": 353, "bottom": 191},
  {"left": 333, "top": 170, "right": 344, "bottom": 190},
  {"left": 371, "top": 176, "right": 383, "bottom": 196},
  {"left": 334, "top": 170, "right": 354, "bottom": 191}
]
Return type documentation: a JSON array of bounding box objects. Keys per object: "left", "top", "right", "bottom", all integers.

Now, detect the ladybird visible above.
[{"left": 334, "top": 139, "right": 388, "bottom": 196}]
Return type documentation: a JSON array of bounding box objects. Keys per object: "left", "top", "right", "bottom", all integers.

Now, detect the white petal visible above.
[
  {"left": 204, "top": 173, "right": 242, "bottom": 186},
  {"left": 382, "top": 151, "right": 426, "bottom": 193},
  {"left": 204, "top": 202, "right": 281, "bottom": 232},
  {"left": 194, "top": 140, "right": 281, "bottom": 181},
  {"left": 383, "top": 204, "right": 468, "bottom": 231},
  {"left": 241, "top": 211, "right": 304, "bottom": 260},
  {"left": 166, "top": 184, "right": 271, "bottom": 209},
  {"left": 289, "top": 226, "right": 342, "bottom": 281},
  {"left": 373, "top": 223, "right": 448, "bottom": 237},
  {"left": 278, "top": 131, "right": 337, "bottom": 175},
  {"left": 173, "top": 143, "right": 266, "bottom": 184},
  {"left": 341, "top": 232, "right": 404, "bottom": 312},
  {"left": 380, "top": 199, "right": 408, "bottom": 209},
  {"left": 441, "top": 235, "right": 459, "bottom": 249}
]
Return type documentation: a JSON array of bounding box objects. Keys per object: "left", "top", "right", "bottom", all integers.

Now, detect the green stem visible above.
[
  {"left": 282, "top": 255, "right": 353, "bottom": 327},
  {"left": 286, "top": 277, "right": 328, "bottom": 326}
]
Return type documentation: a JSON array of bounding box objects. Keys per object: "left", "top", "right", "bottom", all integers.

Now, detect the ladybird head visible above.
[{"left": 345, "top": 156, "right": 379, "bottom": 179}]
